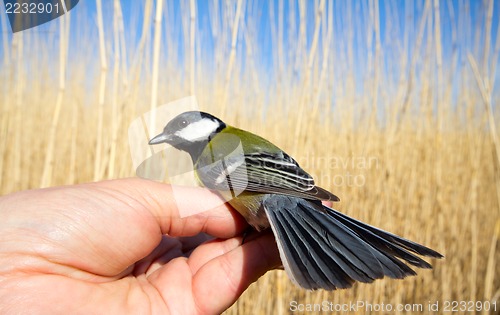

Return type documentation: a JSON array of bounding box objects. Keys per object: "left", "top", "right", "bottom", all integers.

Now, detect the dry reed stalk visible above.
[
  {"left": 277, "top": 0, "right": 284, "bottom": 85},
  {"left": 149, "top": 0, "right": 163, "bottom": 127},
  {"left": 444, "top": 0, "right": 458, "bottom": 123},
  {"left": 468, "top": 55, "right": 500, "bottom": 179},
  {"left": 490, "top": 12, "right": 500, "bottom": 88},
  {"left": 241, "top": 22, "right": 261, "bottom": 103},
  {"left": 483, "top": 220, "right": 499, "bottom": 315},
  {"left": 108, "top": 0, "right": 123, "bottom": 179},
  {"left": 94, "top": 0, "right": 107, "bottom": 181},
  {"left": 287, "top": 0, "right": 296, "bottom": 92},
  {"left": 129, "top": 0, "right": 152, "bottom": 93},
  {"left": 310, "top": 1, "right": 332, "bottom": 122},
  {"left": 371, "top": 0, "right": 381, "bottom": 126},
  {"left": 0, "top": 1, "right": 9, "bottom": 64},
  {"left": 468, "top": 53, "right": 500, "bottom": 311},
  {"left": 432, "top": 1, "right": 448, "bottom": 302},
  {"left": 190, "top": 0, "right": 196, "bottom": 95},
  {"left": 124, "top": 0, "right": 151, "bottom": 135},
  {"left": 268, "top": 1, "right": 277, "bottom": 89},
  {"left": 40, "top": 15, "right": 68, "bottom": 187},
  {"left": 209, "top": 0, "right": 219, "bottom": 94},
  {"left": 470, "top": 167, "right": 479, "bottom": 303},
  {"left": 434, "top": 0, "right": 444, "bottom": 132},
  {"left": 116, "top": 0, "right": 128, "bottom": 88},
  {"left": 12, "top": 33, "right": 22, "bottom": 190},
  {"left": 483, "top": 0, "right": 494, "bottom": 79},
  {"left": 68, "top": 97, "right": 78, "bottom": 185},
  {"left": 293, "top": 0, "right": 325, "bottom": 153},
  {"left": 389, "top": 0, "right": 431, "bottom": 141},
  {"left": 360, "top": 0, "right": 382, "bottom": 158},
  {"left": 220, "top": 0, "right": 243, "bottom": 114},
  {"left": 0, "top": 2, "right": 10, "bottom": 188},
  {"left": 294, "top": 0, "right": 306, "bottom": 87}
]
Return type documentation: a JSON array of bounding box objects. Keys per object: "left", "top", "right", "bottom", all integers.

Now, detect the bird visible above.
[{"left": 148, "top": 111, "right": 443, "bottom": 290}]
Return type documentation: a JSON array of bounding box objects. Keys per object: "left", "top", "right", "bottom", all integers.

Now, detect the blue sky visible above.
[{"left": 1, "top": 0, "right": 499, "bottom": 102}]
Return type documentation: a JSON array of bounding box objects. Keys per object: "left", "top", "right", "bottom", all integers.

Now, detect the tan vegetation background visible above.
[{"left": 0, "top": 0, "right": 499, "bottom": 314}]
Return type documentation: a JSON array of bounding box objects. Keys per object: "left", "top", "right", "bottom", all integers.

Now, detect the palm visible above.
[{"left": 0, "top": 179, "right": 279, "bottom": 314}]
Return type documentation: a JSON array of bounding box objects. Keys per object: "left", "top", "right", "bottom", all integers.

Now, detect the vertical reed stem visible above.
[{"left": 94, "top": 0, "right": 107, "bottom": 181}]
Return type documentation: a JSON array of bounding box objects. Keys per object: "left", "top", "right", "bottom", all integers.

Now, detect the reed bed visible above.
[{"left": 0, "top": 1, "right": 498, "bottom": 314}]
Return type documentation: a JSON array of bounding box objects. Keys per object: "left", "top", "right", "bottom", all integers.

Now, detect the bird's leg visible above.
[
  {"left": 241, "top": 226, "right": 254, "bottom": 244},
  {"left": 241, "top": 225, "right": 275, "bottom": 244}
]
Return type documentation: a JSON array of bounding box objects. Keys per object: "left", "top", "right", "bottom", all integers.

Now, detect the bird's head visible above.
[{"left": 149, "top": 111, "right": 226, "bottom": 161}]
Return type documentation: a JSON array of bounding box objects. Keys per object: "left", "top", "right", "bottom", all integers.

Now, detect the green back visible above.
[{"left": 196, "top": 126, "right": 282, "bottom": 167}]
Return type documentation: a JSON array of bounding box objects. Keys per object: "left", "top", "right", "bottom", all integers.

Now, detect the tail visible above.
[{"left": 262, "top": 195, "right": 443, "bottom": 290}]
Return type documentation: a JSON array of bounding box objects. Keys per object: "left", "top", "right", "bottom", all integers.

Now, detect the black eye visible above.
[{"left": 178, "top": 119, "right": 188, "bottom": 128}]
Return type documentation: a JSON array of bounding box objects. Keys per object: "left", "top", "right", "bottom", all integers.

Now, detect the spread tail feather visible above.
[{"left": 263, "top": 195, "right": 443, "bottom": 290}]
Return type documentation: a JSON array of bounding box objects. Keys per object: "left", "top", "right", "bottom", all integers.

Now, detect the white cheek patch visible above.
[{"left": 175, "top": 119, "right": 219, "bottom": 142}]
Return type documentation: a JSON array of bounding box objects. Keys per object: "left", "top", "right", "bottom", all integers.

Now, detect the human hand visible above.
[{"left": 0, "top": 178, "right": 281, "bottom": 314}]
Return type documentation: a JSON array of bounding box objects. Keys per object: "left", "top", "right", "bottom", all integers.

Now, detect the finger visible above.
[
  {"left": 133, "top": 236, "right": 183, "bottom": 276},
  {"left": 147, "top": 231, "right": 280, "bottom": 314},
  {"left": 186, "top": 237, "right": 243, "bottom": 274},
  {"left": 191, "top": 231, "right": 281, "bottom": 314},
  {"left": 95, "top": 178, "right": 249, "bottom": 238},
  {"left": 0, "top": 178, "right": 247, "bottom": 279},
  {"left": 179, "top": 233, "right": 215, "bottom": 255},
  {"left": 185, "top": 229, "right": 278, "bottom": 275},
  {"left": 136, "top": 233, "right": 216, "bottom": 276},
  {"left": 142, "top": 235, "right": 244, "bottom": 283}
]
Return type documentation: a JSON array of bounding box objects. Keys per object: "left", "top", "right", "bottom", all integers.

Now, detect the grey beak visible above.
[{"left": 149, "top": 132, "right": 171, "bottom": 145}]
